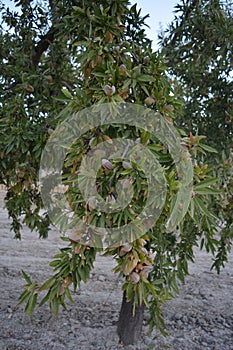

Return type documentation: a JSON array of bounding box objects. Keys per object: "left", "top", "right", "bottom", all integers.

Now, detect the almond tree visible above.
[
  {"left": 159, "top": 0, "right": 233, "bottom": 264},
  {"left": 160, "top": 0, "right": 233, "bottom": 152},
  {"left": 0, "top": 0, "right": 230, "bottom": 345}
]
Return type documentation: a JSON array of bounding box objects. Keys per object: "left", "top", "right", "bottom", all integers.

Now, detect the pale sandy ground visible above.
[{"left": 0, "top": 190, "right": 232, "bottom": 350}]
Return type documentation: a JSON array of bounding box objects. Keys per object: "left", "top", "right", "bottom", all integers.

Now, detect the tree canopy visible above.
[
  {"left": 160, "top": 0, "right": 233, "bottom": 154},
  {"left": 160, "top": 0, "right": 233, "bottom": 260},
  {"left": 0, "top": 0, "right": 232, "bottom": 344}
]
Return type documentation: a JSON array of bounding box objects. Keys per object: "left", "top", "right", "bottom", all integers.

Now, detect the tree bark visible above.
[
  {"left": 32, "top": 27, "right": 57, "bottom": 67},
  {"left": 117, "top": 291, "right": 145, "bottom": 345}
]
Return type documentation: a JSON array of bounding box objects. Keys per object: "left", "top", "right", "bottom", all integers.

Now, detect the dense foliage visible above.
[
  {"left": 160, "top": 0, "right": 233, "bottom": 266},
  {"left": 0, "top": 0, "right": 232, "bottom": 342},
  {"left": 160, "top": 0, "right": 233, "bottom": 153}
]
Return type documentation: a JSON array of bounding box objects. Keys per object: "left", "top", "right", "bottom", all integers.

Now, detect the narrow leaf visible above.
[
  {"left": 22, "top": 270, "right": 32, "bottom": 284},
  {"left": 194, "top": 197, "right": 217, "bottom": 219},
  {"left": 198, "top": 143, "right": 218, "bottom": 153},
  {"left": 38, "top": 276, "right": 57, "bottom": 292},
  {"left": 39, "top": 291, "right": 50, "bottom": 307},
  {"left": 194, "top": 178, "right": 217, "bottom": 189},
  {"left": 27, "top": 293, "right": 37, "bottom": 317},
  {"left": 138, "top": 75, "right": 155, "bottom": 82},
  {"left": 18, "top": 289, "right": 31, "bottom": 305}
]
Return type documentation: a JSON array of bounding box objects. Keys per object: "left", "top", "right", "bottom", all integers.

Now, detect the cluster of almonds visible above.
[
  {"left": 118, "top": 240, "right": 154, "bottom": 284},
  {"left": 102, "top": 158, "right": 134, "bottom": 171}
]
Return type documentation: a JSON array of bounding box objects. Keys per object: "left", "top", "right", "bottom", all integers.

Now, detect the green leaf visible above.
[
  {"left": 125, "top": 282, "right": 135, "bottom": 301},
  {"left": 198, "top": 143, "right": 218, "bottom": 153},
  {"left": 138, "top": 281, "right": 145, "bottom": 306},
  {"left": 18, "top": 289, "right": 31, "bottom": 305},
  {"left": 152, "top": 278, "right": 164, "bottom": 285},
  {"left": 78, "top": 267, "right": 88, "bottom": 283},
  {"left": 39, "top": 291, "right": 50, "bottom": 307},
  {"left": 194, "top": 197, "right": 217, "bottom": 219},
  {"left": 141, "top": 84, "right": 150, "bottom": 96},
  {"left": 38, "top": 276, "right": 57, "bottom": 292},
  {"left": 50, "top": 297, "right": 59, "bottom": 316},
  {"left": 26, "top": 293, "right": 37, "bottom": 317},
  {"left": 200, "top": 238, "right": 205, "bottom": 250},
  {"left": 22, "top": 270, "right": 32, "bottom": 284},
  {"left": 49, "top": 260, "right": 62, "bottom": 268},
  {"left": 194, "top": 178, "right": 217, "bottom": 189},
  {"left": 170, "top": 277, "right": 179, "bottom": 294},
  {"left": 61, "top": 88, "right": 72, "bottom": 99},
  {"left": 59, "top": 294, "right": 67, "bottom": 310},
  {"left": 195, "top": 188, "right": 221, "bottom": 195},
  {"left": 72, "top": 6, "right": 85, "bottom": 15},
  {"left": 65, "top": 287, "right": 74, "bottom": 304},
  {"left": 92, "top": 72, "right": 106, "bottom": 78},
  {"left": 49, "top": 283, "right": 60, "bottom": 301},
  {"left": 137, "top": 75, "right": 155, "bottom": 82}
]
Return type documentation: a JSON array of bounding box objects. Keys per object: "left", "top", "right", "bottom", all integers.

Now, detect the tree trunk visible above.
[{"left": 117, "top": 290, "right": 145, "bottom": 345}]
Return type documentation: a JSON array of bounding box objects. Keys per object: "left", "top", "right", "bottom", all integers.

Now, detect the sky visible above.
[{"left": 131, "top": 0, "right": 179, "bottom": 49}]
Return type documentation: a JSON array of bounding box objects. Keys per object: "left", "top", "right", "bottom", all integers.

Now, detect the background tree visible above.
[
  {"left": 160, "top": 0, "right": 233, "bottom": 153},
  {"left": 0, "top": 0, "right": 232, "bottom": 345},
  {"left": 159, "top": 0, "right": 233, "bottom": 260}
]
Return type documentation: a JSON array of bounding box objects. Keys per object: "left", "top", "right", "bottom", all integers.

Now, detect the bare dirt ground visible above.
[{"left": 0, "top": 190, "right": 233, "bottom": 350}]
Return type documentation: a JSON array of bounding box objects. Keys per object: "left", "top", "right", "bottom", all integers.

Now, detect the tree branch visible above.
[
  {"left": 32, "top": 26, "right": 57, "bottom": 67},
  {"left": 32, "top": 0, "right": 60, "bottom": 67}
]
